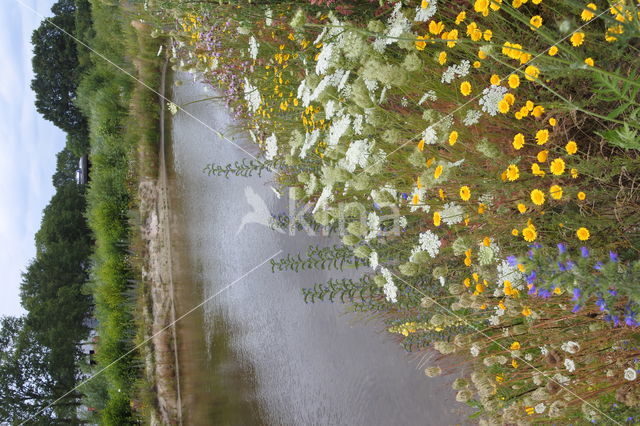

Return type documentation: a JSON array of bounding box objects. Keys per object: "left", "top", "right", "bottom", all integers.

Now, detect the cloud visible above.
[{"left": 0, "top": 0, "right": 66, "bottom": 317}]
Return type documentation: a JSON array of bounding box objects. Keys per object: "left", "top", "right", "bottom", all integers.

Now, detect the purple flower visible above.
[
  {"left": 557, "top": 243, "right": 567, "bottom": 254},
  {"left": 580, "top": 246, "right": 590, "bottom": 258},
  {"left": 528, "top": 284, "right": 537, "bottom": 295},
  {"left": 613, "top": 315, "right": 620, "bottom": 326},
  {"left": 594, "top": 261, "right": 604, "bottom": 270},
  {"left": 401, "top": 193, "right": 409, "bottom": 200},
  {"left": 373, "top": 202, "right": 381, "bottom": 210},
  {"left": 596, "top": 298, "right": 607, "bottom": 311},
  {"left": 572, "top": 304, "right": 582, "bottom": 313},
  {"left": 572, "top": 288, "right": 581, "bottom": 301},
  {"left": 507, "top": 255, "right": 518, "bottom": 267},
  {"left": 625, "top": 316, "right": 638, "bottom": 327},
  {"left": 558, "top": 262, "right": 567, "bottom": 272},
  {"left": 531, "top": 242, "right": 542, "bottom": 249},
  {"left": 610, "top": 251, "right": 619, "bottom": 262},
  {"left": 609, "top": 289, "right": 618, "bottom": 296},
  {"left": 565, "top": 260, "right": 575, "bottom": 270},
  {"left": 526, "top": 270, "right": 537, "bottom": 284},
  {"left": 538, "top": 289, "right": 551, "bottom": 298}
]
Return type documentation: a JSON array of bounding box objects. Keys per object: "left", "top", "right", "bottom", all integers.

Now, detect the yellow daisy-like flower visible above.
[
  {"left": 522, "top": 225, "right": 537, "bottom": 242},
  {"left": 507, "top": 74, "right": 520, "bottom": 88},
  {"left": 525, "top": 100, "right": 534, "bottom": 111},
  {"left": 521, "top": 306, "right": 532, "bottom": 316},
  {"left": 535, "top": 129, "right": 549, "bottom": 145},
  {"left": 473, "top": 61, "right": 481, "bottom": 68},
  {"left": 581, "top": 3, "right": 597, "bottom": 21},
  {"left": 433, "top": 211, "right": 441, "bottom": 226},
  {"left": 417, "top": 139, "right": 425, "bottom": 151},
  {"left": 576, "top": 227, "right": 590, "bottom": 241},
  {"left": 504, "top": 93, "right": 516, "bottom": 106},
  {"left": 584, "top": 57, "right": 595, "bottom": 66},
  {"left": 531, "top": 163, "right": 546, "bottom": 176},
  {"left": 449, "top": 130, "right": 459, "bottom": 146},
  {"left": 550, "top": 184, "right": 563, "bottom": 200},
  {"left": 490, "top": 74, "right": 500, "bottom": 85},
  {"left": 511, "top": 228, "right": 519, "bottom": 236},
  {"left": 530, "top": 15, "right": 543, "bottom": 29},
  {"left": 549, "top": 117, "right": 557, "bottom": 126},
  {"left": 455, "top": 11, "right": 466, "bottom": 25},
  {"left": 498, "top": 99, "right": 510, "bottom": 114},
  {"left": 460, "top": 81, "right": 472, "bottom": 96},
  {"left": 550, "top": 158, "right": 566, "bottom": 175},
  {"left": 438, "top": 51, "right": 447, "bottom": 65},
  {"left": 429, "top": 20, "right": 444, "bottom": 35},
  {"left": 510, "top": 341, "right": 521, "bottom": 350},
  {"left": 530, "top": 189, "right": 545, "bottom": 205},
  {"left": 478, "top": 49, "right": 487, "bottom": 59},
  {"left": 524, "top": 65, "right": 540, "bottom": 81},
  {"left": 513, "top": 133, "right": 525, "bottom": 150},
  {"left": 439, "top": 188, "right": 445, "bottom": 200},
  {"left": 474, "top": 0, "right": 490, "bottom": 16},
  {"left": 566, "top": 140, "right": 578, "bottom": 155},
  {"left": 517, "top": 203, "right": 527, "bottom": 213},
  {"left": 420, "top": 0, "right": 429, "bottom": 8},
  {"left": 548, "top": 45, "right": 559, "bottom": 56},
  {"left": 434, "top": 165, "right": 443, "bottom": 179},
  {"left": 460, "top": 185, "right": 471, "bottom": 201},
  {"left": 505, "top": 164, "right": 520, "bottom": 181},
  {"left": 415, "top": 35, "right": 428, "bottom": 51},
  {"left": 577, "top": 191, "right": 586, "bottom": 200},
  {"left": 537, "top": 150, "right": 548, "bottom": 163},
  {"left": 571, "top": 168, "right": 579, "bottom": 178},
  {"left": 483, "top": 29, "right": 493, "bottom": 41},
  {"left": 571, "top": 32, "right": 585, "bottom": 47},
  {"left": 531, "top": 105, "right": 545, "bottom": 118}
]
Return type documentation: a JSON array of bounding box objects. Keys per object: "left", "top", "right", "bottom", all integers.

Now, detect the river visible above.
[{"left": 166, "top": 71, "right": 467, "bottom": 425}]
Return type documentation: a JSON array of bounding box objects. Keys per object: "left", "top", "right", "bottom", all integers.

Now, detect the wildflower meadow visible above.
[{"left": 153, "top": 0, "right": 640, "bottom": 423}]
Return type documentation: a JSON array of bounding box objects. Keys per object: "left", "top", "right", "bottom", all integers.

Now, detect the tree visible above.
[{"left": 31, "top": 0, "right": 87, "bottom": 136}]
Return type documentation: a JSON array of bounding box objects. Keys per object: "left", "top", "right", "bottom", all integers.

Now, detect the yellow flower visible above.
[
  {"left": 525, "top": 100, "right": 534, "bottom": 111},
  {"left": 460, "top": 81, "right": 472, "bottom": 96},
  {"left": 496, "top": 375, "right": 504, "bottom": 383},
  {"left": 429, "top": 20, "right": 444, "bottom": 35},
  {"left": 434, "top": 165, "right": 443, "bottom": 179},
  {"left": 507, "top": 74, "right": 520, "bottom": 88},
  {"left": 517, "top": 264, "right": 526, "bottom": 272},
  {"left": 420, "top": 0, "right": 429, "bottom": 8},
  {"left": 498, "top": 300, "right": 506, "bottom": 310},
  {"left": 548, "top": 45, "right": 559, "bottom": 56},
  {"left": 521, "top": 306, "right": 532, "bottom": 316},
  {"left": 510, "top": 341, "right": 521, "bottom": 350},
  {"left": 571, "top": 32, "right": 585, "bottom": 47},
  {"left": 463, "top": 278, "right": 471, "bottom": 287},
  {"left": 524, "top": 65, "right": 540, "bottom": 81},
  {"left": 512, "top": 359, "right": 519, "bottom": 369},
  {"left": 474, "top": 0, "right": 490, "bottom": 16},
  {"left": 490, "top": 74, "right": 500, "bottom": 85},
  {"left": 418, "top": 139, "right": 425, "bottom": 151},
  {"left": 549, "top": 117, "right": 557, "bottom": 126},
  {"left": 577, "top": 191, "right": 586, "bottom": 200},
  {"left": 525, "top": 406, "right": 535, "bottom": 415},
  {"left": 412, "top": 193, "right": 420, "bottom": 205},
  {"left": 482, "top": 236, "right": 491, "bottom": 247},
  {"left": 438, "top": 51, "right": 447, "bottom": 65},
  {"left": 455, "top": 11, "right": 466, "bottom": 25},
  {"left": 537, "top": 150, "right": 548, "bottom": 163},
  {"left": 522, "top": 225, "right": 537, "bottom": 242},
  {"left": 571, "top": 168, "right": 579, "bottom": 178},
  {"left": 513, "top": 133, "right": 525, "bottom": 150},
  {"left": 565, "top": 140, "right": 578, "bottom": 155},
  {"left": 530, "top": 15, "right": 543, "bottom": 29},
  {"left": 444, "top": 29, "right": 459, "bottom": 48},
  {"left": 532, "top": 105, "right": 545, "bottom": 117},
  {"left": 511, "top": 228, "right": 519, "bottom": 236},
  {"left": 460, "top": 185, "right": 471, "bottom": 201},
  {"left": 582, "top": 3, "right": 597, "bottom": 21},
  {"left": 433, "top": 211, "right": 441, "bottom": 226},
  {"left": 449, "top": 130, "right": 459, "bottom": 146},
  {"left": 464, "top": 257, "right": 472, "bottom": 267},
  {"left": 535, "top": 129, "right": 549, "bottom": 145},
  {"left": 473, "top": 60, "right": 481, "bottom": 68},
  {"left": 504, "top": 93, "right": 516, "bottom": 106},
  {"left": 550, "top": 158, "right": 566, "bottom": 175},
  {"left": 415, "top": 35, "right": 428, "bottom": 50},
  {"left": 517, "top": 203, "right": 527, "bottom": 213},
  {"left": 584, "top": 57, "right": 595, "bottom": 66},
  {"left": 439, "top": 188, "right": 445, "bottom": 200},
  {"left": 550, "top": 184, "right": 563, "bottom": 200},
  {"left": 576, "top": 227, "right": 590, "bottom": 241},
  {"left": 531, "top": 164, "right": 545, "bottom": 176},
  {"left": 483, "top": 29, "right": 493, "bottom": 41},
  {"left": 505, "top": 164, "right": 520, "bottom": 181},
  {"left": 498, "top": 99, "right": 510, "bottom": 114},
  {"left": 478, "top": 49, "right": 488, "bottom": 59},
  {"left": 478, "top": 203, "right": 486, "bottom": 214},
  {"left": 531, "top": 189, "right": 545, "bottom": 205}
]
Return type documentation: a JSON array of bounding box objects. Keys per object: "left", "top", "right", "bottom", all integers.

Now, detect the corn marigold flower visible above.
[
  {"left": 429, "top": 20, "right": 444, "bottom": 35},
  {"left": 576, "top": 227, "right": 590, "bottom": 241},
  {"left": 565, "top": 140, "right": 578, "bottom": 155},
  {"left": 460, "top": 185, "right": 471, "bottom": 201},
  {"left": 531, "top": 189, "right": 545, "bottom": 205},
  {"left": 550, "top": 184, "right": 563, "bottom": 200},
  {"left": 455, "top": 11, "right": 466, "bottom": 25},
  {"left": 490, "top": 74, "right": 500, "bottom": 85},
  {"left": 433, "top": 211, "right": 441, "bottom": 226},
  {"left": 517, "top": 203, "right": 527, "bottom": 213},
  {"left": 537, "top": 150, "right": 548, "bottom": 162},
  {"left": 434, "top": 165, "right": 443, "bottom": 179},
  {"left": 449, "top": 130, "right": 459, "bottom": 145},
  {"left": 415, "top": 35, "right": 428, "bottom": 50},
  {"left": 571, "top": 168, "right": 579, "bottom": 178},
  {"left": 524, "top": 65, "right": 540, "bottom": 81},
  {"left": 508, "top": 74, "right": 520, "bottom": 88},
  {"left": 473, "top": 61, "right": 481, "bottom": 68},
  {"left": 522, "top": 225, "right": 537, "bottom": 242},
  {"left": 483, "top": 29, "right": 493, "bottom": 41},
  {"left": 530, "top": 15, "right": 543, "bottom": 29},
  {"left": 522, "top": 306, "right": 532, "bottom": 316},
  {"left": 548, "top": 45, "right": 559, "bottom": 56},
  {"left": 474, "top": 0, "right": 490, "bottom": 16},
  {"left": 504, "top": 93, "right": 515, "bottom": 105},
  {"left": 532, "top": 105, "right": 545, "bottom": 117},
  {"left": 513, "top": 133, "right": 525, "bottom": 150},
  {"left": 584, "top": 57, "right": 594, "bottom": 66},
  {"left": 512, "top": 228, "right": 519, "bottom": 236},
  {"left": 571, "top": 32, "right": 585, "bottom": 47},
  {"left": 549, "top": 117, "right": 557, "bottom": 126},
  {"left": 460, "top": 81, "right": 472, "bottom": 96},
  {"left": 438, "top": 51, "right": 447, "bottom": 65},
  {"left": 535, "top": 129, "right": 549, "bottom": 145},
  {"left": 498, "top": 99, "right": 510, "bottom": 114},
  {"left": 478, "top": 49, "right": 487, "bottom": 59},
  {"left": 550, "top": 158, "right": 566, "bottom": 175},
  {"left": 577, "top": 191, "right": 586, "bottom": 200},
  {"left": 531, "top": 163, "right": 546, "bottom": 176},
  {"left": 510, "top": 341, "right": 521, "bottom": 350},
  {"left": 506, "top": 164, "right": 520, "bottom": 181},
  {"left": 582, "top": 4, "right": 597, "bottom": 21}
]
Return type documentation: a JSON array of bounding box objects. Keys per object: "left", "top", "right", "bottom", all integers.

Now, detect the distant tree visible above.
[
  {"left": 52, "top": 147, "right": 79, "bottom": 188},
  {"left": 31, "top": 0, "right": 87, "bottom": 136}
]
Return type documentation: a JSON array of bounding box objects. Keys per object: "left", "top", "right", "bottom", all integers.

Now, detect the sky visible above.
[{"left": 0, "top": 0, "right": 67, "bottom": 317}]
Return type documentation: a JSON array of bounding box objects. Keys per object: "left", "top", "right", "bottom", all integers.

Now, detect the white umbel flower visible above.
[
  {"left": 561, "top": 341, "right": 581, "bottom": 354},
  {"left": 243, "top": 78, "right": 261, "bottom": 112},
  {"left": 625, "top": 367, "right": 637, "bottom": 381},
  {"left": 328, "top": 115, "right": 351, "bottom": 147},
  {"left": 369, "top": 251, "right": 379, "bottom": 270},
  {"left": 312, "top": 185, "right": 334, "bottom": 214},
  {"left": 315, "top": 42, "right": 335, "bottom": 75},
  {"left": 415, "top": 0, "right": 437, "bottom": 22},
  {"left": 478, "top": 85, "right": 508, "bottom": 116},
  {"left": 340, "top": 139, "right": 373, "bottom": 173},
  {"left": 564, "top": 358, "right": 576, "bottom": 373},
  {"left": 264, "top": 134, "right": 277, "bottom": 160},
  {"left": 248, "top": 36, "right": 259, "bottom": 60},
  {"left": 419, "top": 230, "right": 441, "bottom": 258},
  {"left": 380, "top": 267, "right": 398, "bottom": 303}
]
